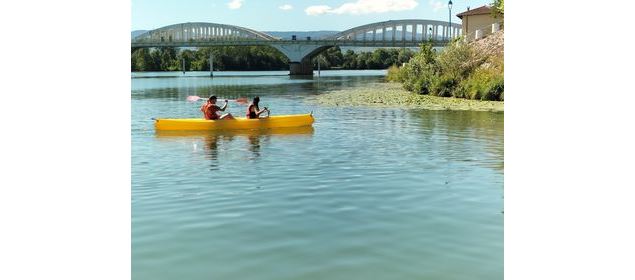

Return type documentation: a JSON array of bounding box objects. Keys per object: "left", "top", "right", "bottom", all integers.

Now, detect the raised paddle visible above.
[{"left": 186, "top": 96, "right": 248, "bottom": 104}]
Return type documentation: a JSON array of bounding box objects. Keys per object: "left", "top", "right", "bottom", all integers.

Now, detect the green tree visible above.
[
  {"left": 342, "top": 50, "right": 357, "bottom": 69},
  {"left": 369, "top": 49, "right": 388, "bottom": 68},
  {"left": 177, "top": 49, "right": 196, "bottom": 71},
  {"left": 313, "top": 47, "right": 346, "bottom": 69},
  {"left": 325, "top": 47, "right": 344, "bottom": 68},
  {"left": 397, "top": 48, "right": 414, "bottom": 65},
  {"left": 492, "top": 0, "right": 504, "bottom": 18},
  {"left": 356, "top": 52, "right": 372, "bottom": 69},
  {"left": 131, "top": 48, "right": 156, "bottom": 71},
  {"left": 156, "top": 47, "right": 178, "bottom": 70}
]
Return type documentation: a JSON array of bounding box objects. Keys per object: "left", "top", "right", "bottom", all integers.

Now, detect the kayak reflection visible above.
[
  {"left": 155, "top": 126, "right": 315, "bottom": 170},
  {"left": 247, "top": 133, "right": 261, "bottom": 159}
]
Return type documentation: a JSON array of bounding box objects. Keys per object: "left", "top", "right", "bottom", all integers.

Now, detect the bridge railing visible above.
[
  {"left": 132, "top": 36, "right": 459, "bottom": 46},
  {"left": 132, "top": 36, "right": 271, "bottom": 44},
  {"left": 130, "top": 39, "right": 454, "bottom": 49}
]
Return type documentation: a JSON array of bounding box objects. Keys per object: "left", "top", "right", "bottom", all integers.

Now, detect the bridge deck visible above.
[{"left": 131, "top": 39, "right": 451, "bottom": 48}]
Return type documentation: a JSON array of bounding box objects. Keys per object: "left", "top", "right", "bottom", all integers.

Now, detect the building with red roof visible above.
[{"left": 456, "top": 5, "right": 503, "bottom": 40}]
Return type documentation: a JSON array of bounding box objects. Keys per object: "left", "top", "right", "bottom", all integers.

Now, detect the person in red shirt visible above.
[
  {"left": 200, "top": 95, "right": 235, "bottom": 120},
  {"left": 246, "top": 96, "right": 270, "bottom": 119}
]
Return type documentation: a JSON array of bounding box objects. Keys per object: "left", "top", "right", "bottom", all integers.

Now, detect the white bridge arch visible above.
[
  {"left": 132, "top": 19, "right": 462, "bottom": 75},
  {"left": 133, "top": 22, "right": 277, "bottom": 43},
  {"left": 326, "top": 19, "right": 461, "bottom": 42}
]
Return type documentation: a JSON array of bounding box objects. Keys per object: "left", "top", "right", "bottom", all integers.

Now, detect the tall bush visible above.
[
  {"left": 456, "top": 67, "right": 504, "bottom": 101},
  {"left": 386, "top": 65, "right": 402, "bottom": 82},
  {"left": 388, "top": 37, "right": 504, "bottom": 101}
]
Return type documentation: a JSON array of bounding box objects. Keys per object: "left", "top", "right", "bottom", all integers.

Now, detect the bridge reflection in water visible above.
[{"left": 132, "top": 20, "right": 462, "bottom": 75}]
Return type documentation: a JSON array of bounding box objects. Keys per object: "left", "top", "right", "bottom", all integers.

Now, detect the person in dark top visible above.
[
  {"left": 201, "top": 95, "right": 235, "bottom": 120},
  {"left": 246, "top": 96, "right": 270, "bottom": 119}
]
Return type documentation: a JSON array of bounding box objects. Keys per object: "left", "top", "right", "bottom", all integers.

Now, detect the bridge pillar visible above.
[
  {"left": 392, "top": 25, "right": 396, "bottom": 41},
  {"left": 271, "top": 44, "right": 330, "bottom": 76},
  {"left": 402, "top": 24, "right": 406, "bottom": 41},
  {"left": 289, "top": 59, "right": 314, "bottom": 76}
]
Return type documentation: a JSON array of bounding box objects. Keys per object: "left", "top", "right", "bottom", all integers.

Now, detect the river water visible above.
[{"left": 132, "top": 70, "right": 504, "bottom": 280}]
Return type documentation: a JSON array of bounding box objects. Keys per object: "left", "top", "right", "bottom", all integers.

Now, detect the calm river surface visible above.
[{"left": 132, "top": 70, "right": 504, "bottom": 280}]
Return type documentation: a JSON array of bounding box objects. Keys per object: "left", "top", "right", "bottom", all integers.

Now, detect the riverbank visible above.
[{"left": 309, "top": 82, "right": 503, "bottom": 111}]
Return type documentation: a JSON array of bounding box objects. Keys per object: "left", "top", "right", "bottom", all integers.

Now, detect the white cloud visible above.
[
  {"left": 305, "top": 0, "right": 419, "bottom": 16},
  {"left": 279, "top": 4, "right": 293, "bottom": 11},
  {"left": 227, "top": 0, "right": 244, "bottom": 10},
  {"left": 429, "top": 0, "right": 446, "bottom": 12},
  {"left": 305, "top": 5, "right": 332, "bottom": 15}
]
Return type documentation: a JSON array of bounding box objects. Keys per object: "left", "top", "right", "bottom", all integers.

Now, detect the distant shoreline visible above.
[{"left": 308, "top": 82, "right": 504, "bottom": 112}]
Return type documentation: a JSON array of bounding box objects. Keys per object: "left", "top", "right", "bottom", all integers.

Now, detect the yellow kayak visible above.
[
  {"left": 156, "top": 126, "right": 314, "bottom": 137},
  {"left": 155, "top": 114, "right": 314, "bottom": 131}
]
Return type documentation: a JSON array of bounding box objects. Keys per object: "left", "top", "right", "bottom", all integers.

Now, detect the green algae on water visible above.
[{"left": 308, "top": 82, "right": 504, "bottom": 112}]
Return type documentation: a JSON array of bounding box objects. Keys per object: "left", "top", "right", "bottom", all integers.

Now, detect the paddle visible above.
[{"left": 186, "top": 96, "right": 249, "bottom": 104}]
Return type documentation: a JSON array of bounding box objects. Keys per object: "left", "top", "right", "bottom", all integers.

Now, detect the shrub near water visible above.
[
  {"left": 390, "top": 38, "right": 504, "bottom": 101},
  {"left": 431, "top": 75, "right": 458, "bottom": 97},
  {"left": 396, "top": 44, "right": 437, "bottom": 95},
  {"left": 386, "top": 65, "right": 401, "bottom": 82},
  {"left": 435, "top": 39, "right": 482, "bottom": 81},
  {"left": 456, "top": 54, "right": 504, "bottom": 101},
  {"left": 456, "top": 68, "right": 503, "bottom": 100}
]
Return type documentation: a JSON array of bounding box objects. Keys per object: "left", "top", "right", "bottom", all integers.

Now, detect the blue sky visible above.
[{"left": 132, "top": 0, "right": 492, "bottom": 31}]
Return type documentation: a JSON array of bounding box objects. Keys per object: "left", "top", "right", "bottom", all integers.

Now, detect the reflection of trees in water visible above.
[
  {"left": 133, "top": 75, "right": 385, "bottom": 106},
  {"left": 133, "top": 87, "right": 197, "bottom": 100},
  {"left": 408, "top": 110, "right": 504, "bottom": 173},
  {"left": 194, "top": 76, "right": 384, "bottom": 99}
]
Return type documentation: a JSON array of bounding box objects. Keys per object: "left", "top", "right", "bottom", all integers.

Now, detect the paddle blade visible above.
[
  {"left": 234, "top": 97, "right": 249, "bottom": 105},
  {"left": 186, "top": 96, "right": 202, "bottom": 102}
]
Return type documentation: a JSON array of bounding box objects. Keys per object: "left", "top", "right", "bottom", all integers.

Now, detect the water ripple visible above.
[{"left": 132, "top": 73, "right": 503, "bottom": 280}]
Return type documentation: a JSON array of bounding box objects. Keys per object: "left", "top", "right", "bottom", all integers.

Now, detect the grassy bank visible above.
[{"left": 308, "top": 82, "right": 503, "bottom": 112}]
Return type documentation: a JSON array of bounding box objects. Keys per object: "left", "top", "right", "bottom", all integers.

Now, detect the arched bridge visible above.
[{"left": 132, "top": 20, "right": 462, "bottom": 75}]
